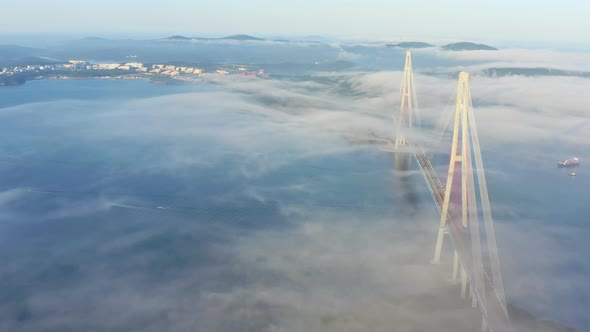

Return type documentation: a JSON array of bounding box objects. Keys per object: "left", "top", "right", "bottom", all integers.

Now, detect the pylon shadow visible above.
[{"left": 393, "top": 152, "right": 421, "bottom": 214}]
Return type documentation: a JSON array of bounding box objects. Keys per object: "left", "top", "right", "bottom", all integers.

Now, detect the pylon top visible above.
[{"left": 459, "top": 71, "right": 470, "bottom": 81}]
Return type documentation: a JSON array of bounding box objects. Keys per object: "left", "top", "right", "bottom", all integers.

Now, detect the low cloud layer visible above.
[
  {"left": 0, "top": 54, "right": 588, "bottom": 331},
  {"left": 434, "top": 48, "right": 590, "bottom": 72}
]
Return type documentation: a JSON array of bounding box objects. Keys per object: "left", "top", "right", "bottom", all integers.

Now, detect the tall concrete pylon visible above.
[
  {"left": 432, "top": 72, "right": 509, "bottom": 329},
  {"left": 433, "top": 71, "right": 472, "bottom": 264},
  {"left": 395, "top": 50, "right": 417, "bottom": 149}
]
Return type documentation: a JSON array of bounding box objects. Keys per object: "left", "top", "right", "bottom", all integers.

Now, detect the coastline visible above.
[
  {"left": 1, "top": 74, "right": 191, "bottom": 87},
  {"left": 1, "top": 72, "right": 264, "bottom": 87}
]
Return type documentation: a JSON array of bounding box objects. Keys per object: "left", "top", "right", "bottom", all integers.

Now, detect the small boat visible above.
[{"left": 569, "top": 172, "right": 576, "bottom": 176}]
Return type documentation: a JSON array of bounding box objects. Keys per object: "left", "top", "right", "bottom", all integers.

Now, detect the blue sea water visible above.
[
  {"left": 0, "top": 79, "right": 409, "bottom": 331},
  {"left": 0, "top": 79, "right": 588, "bottom": 331}
]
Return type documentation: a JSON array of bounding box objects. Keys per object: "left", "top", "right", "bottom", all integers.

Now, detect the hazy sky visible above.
[{"left": 1, "top": 0, "right": 588, "bottom": 42}]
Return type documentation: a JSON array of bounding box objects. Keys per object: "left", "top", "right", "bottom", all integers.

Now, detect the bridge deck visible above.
[{"left": 414, "top": 151, "right": 510, "bottom": 331}]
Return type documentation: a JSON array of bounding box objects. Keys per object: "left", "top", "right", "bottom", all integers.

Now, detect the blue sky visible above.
[{"left": 1, "top": 0, "right": 588, "bottom": 42}]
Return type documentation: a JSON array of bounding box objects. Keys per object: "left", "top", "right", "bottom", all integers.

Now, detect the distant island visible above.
[
  {"left": 483, "top": 67, "right": 590, "bottom": 78},
  {"left": 442, "top": 42, "right": 497, "bottom": 51},
  {"left": 0, "top": 44, "right": 40, "bottom": 59},
  {"left": 164, "top": 35, "right": 193, "bottom": 41},
  {"left": 386, "top": 42, "right": 435, "bottom": 49},
  {"left": 162, "top": 34, "right": 264, "bottom": 41},
  {"left": 422, "top": 67, "right": 590, "bottom": 80},
  {"left": 220, "top": 34, "right": 263, "bottom": 41},
  {"left": 384, "top": 41, "right": 497, "bottom": 51}
]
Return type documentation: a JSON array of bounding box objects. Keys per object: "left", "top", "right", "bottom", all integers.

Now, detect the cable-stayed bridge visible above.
[{"left": 383, "top": 51, "right": 510, "bottom": 332}]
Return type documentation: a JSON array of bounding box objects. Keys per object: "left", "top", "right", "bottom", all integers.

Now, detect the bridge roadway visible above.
[{"left": 414, "top": 150, "right": 511, "bottom": 332}]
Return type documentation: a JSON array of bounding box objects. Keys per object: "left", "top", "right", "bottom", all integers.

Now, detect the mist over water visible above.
[{"left": 0, "top": 72, "right": 588, "bottom": 331}]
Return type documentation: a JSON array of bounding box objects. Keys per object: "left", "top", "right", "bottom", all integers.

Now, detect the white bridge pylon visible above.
[
  {"left": 395, "top": 50, "right": 418, "bottom": 149},
  {"left": 389, "top": 51, "right": 510, "bottom": 332}
]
